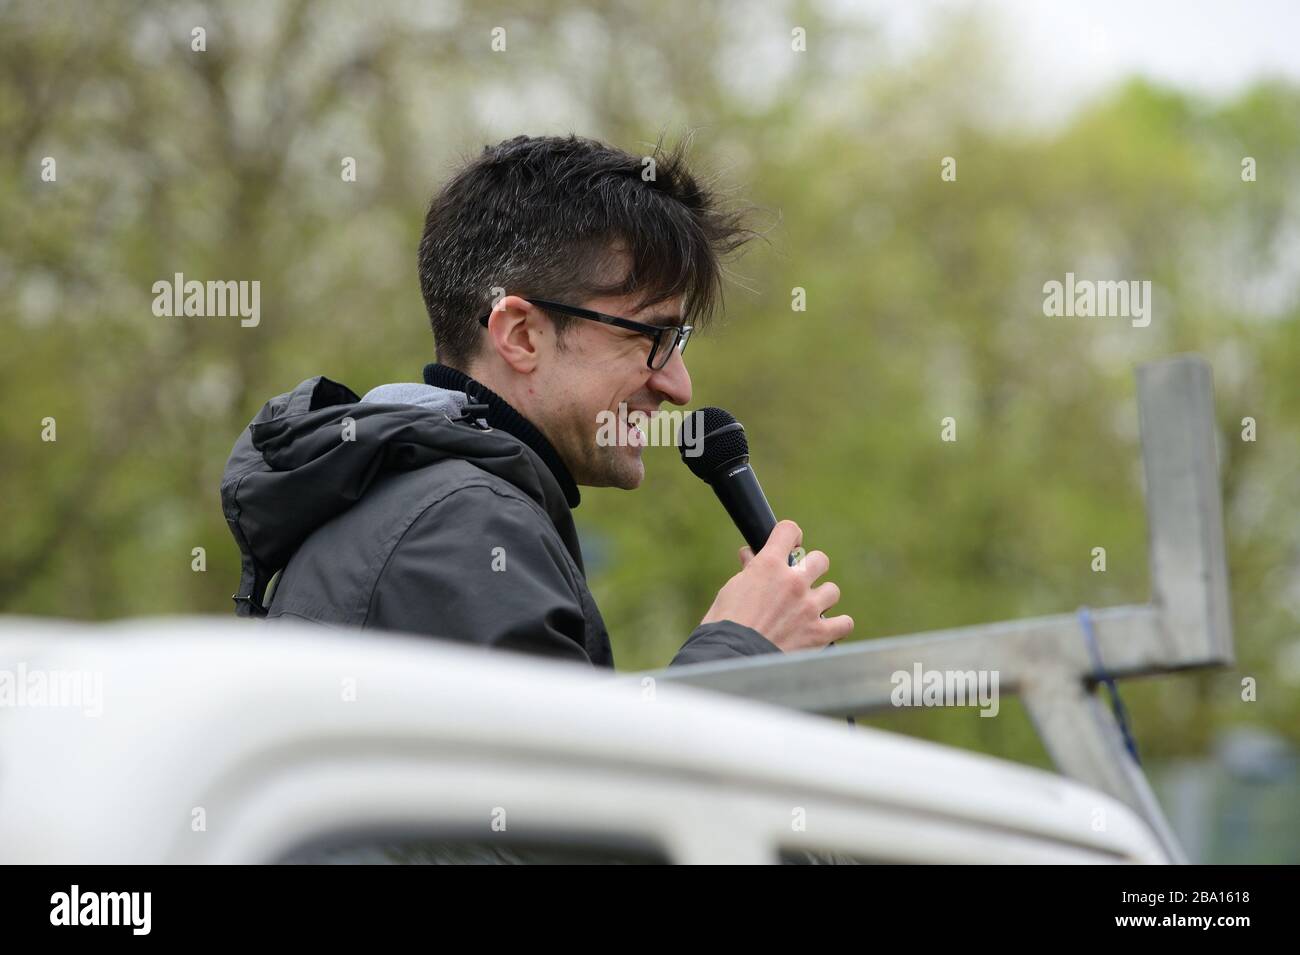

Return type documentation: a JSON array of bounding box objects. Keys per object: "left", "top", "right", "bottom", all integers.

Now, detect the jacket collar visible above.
[{"left": 423, "top": 362, "right": 581, "bottom": 509}]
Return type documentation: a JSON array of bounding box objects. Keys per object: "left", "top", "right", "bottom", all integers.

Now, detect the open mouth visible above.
[
  {"left": 622, "top": 407, "right": 658, "bottom": 448},
  {"left": 622, "top": 417, "right": 646, "bottom": 448},
  {"left": 595, "top": 404, "right": 660, "bottom": 452}
]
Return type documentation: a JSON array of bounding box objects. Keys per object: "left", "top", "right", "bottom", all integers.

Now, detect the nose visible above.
[{"left": 647, "top": 347, "right": 692, "bottom": 406}]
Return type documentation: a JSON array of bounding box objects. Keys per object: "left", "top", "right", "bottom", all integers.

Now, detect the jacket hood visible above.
[{"left": 220, "top": 375, "right": 579, "bottom": 615}]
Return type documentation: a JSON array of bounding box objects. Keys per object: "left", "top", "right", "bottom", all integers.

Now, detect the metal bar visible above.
[
  {"left": 1137, "top": 356, "right": 1235, "bottom": 666},
  {"left": 649, "top": 605, "right": 1165, "bottom": 716},
  {"left": 1020, "top": 667, "right": 1188, "bottom": 862}
]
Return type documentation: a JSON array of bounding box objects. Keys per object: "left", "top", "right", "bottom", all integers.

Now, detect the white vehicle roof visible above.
[{"left": 0, "top": 617, "right": 1169, "bottom": 864}]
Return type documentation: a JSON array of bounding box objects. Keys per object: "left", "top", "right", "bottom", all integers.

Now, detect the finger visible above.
[
  {"left": 811, "top": 580, "right": 841, "bottom": 613},
  {"left": 738, "top": 545, "right": 755, "bottom": 568},
  {"left": 793, "top": 549, "right": 830, "bottom": 581},
  {"left": 820, "top": 613, "right": 854, "bottom": 640},
  {"left": 760, "top": 520, "right": 802, "bottom": 562}
]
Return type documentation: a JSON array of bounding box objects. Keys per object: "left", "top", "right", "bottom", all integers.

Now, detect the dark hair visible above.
[{"left": 417, "top": 131, "right": 768, "bottom": 369}]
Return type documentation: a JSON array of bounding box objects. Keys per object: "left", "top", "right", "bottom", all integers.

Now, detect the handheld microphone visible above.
[
  {"left": 678, "top": 407, "right": 781, "bottom": 556},
  {"left": 679, "top": 407, "right": 853, "bottom": 719}
]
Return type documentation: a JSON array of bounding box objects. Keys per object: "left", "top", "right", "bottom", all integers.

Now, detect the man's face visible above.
[{"left": 531, "top": 292, "right": 693, "bottom": 490}]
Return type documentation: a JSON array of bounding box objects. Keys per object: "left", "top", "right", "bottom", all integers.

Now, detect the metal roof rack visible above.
[{"left": 651, "top": 355, "right": 1234, "bottom": 864}]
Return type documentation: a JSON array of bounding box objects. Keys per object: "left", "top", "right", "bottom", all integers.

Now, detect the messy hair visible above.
[{"left": 417, "top": 130, "right": 767, "bottom": 368}]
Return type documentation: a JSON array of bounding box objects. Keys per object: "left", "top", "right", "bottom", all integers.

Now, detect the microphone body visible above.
[
  {"left": 680, "top": 410, "right": 791, "bottom": 563},
  {"left": 709, "top": 459, "right": 778, "bottom": 555}
]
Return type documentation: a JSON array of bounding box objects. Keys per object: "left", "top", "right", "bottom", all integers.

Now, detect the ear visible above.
[{"left": 484, "top": 295, "right": 548, "bottom": 374}]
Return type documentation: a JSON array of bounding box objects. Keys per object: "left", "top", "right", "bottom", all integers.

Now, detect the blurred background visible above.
[{"left": 2, "top": 0, "right": 1297, "bottom": 862}]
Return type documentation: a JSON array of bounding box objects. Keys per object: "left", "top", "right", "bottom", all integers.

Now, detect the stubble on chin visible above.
[
  {"left": 610, "top": 449, "right": 645, "bottom": 490},
  {"left": 595, "top": 441, "right": 644, "bottom": 493},
  {"left": 575, "top": 439, "right": 643, "bottom": 490}
]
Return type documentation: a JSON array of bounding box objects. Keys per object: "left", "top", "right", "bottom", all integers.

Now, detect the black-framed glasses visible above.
[{"left": 478, "top": 297, "right": 693, "bottom": 371}]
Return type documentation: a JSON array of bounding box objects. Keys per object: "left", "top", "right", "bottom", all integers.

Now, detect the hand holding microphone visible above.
[
  {"left": 680, "top": 408, "right": 854, "bottom": 653},
  {"left": 703, "top": 518, "right": 853, "bottom": 652}
]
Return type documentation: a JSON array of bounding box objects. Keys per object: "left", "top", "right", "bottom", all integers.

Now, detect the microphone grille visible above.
[{"left": 679, "top": 406, "right": 750, "bottom": 481}]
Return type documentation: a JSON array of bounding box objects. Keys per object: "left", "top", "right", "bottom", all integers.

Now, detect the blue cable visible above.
[{"left": 1077, "top": 606, "right": 1141, "bottom": 765}]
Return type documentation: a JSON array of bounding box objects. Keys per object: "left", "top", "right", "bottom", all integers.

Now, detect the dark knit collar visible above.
[{"left": 423, "top": 362, "right": 581, "bottom": 509}]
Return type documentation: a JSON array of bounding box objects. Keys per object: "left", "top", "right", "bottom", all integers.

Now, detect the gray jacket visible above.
[{"left": 220, "top": 374, "right": 781, "bottom": 669}]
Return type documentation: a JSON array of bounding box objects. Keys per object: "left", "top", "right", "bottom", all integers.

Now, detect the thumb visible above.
[
  {"left": 738, "top": 545, "right": 755, "bottom": 568},
  {"left": 759, "top": 520, "right": 803, "bottom": 562}
]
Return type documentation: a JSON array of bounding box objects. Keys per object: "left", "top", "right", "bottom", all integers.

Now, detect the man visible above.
[{"left": 221, "top": 133, "right": 852, "bottom": 668}]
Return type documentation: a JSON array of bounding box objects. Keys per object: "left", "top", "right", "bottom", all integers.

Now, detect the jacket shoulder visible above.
[
  {"left": 267, "top": 458, "right": 574, "bottom": 624},
  {"left": 363, "top": 470, "right": 610, "bottom": 665}
]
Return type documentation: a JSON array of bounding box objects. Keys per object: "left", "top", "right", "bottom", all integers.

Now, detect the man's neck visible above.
[
  {"left": 463, "top": 363, "right": 528, "bottom": 422},
  {"left": 422, "top": 362, "right": 580, "bottom": 508}
]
